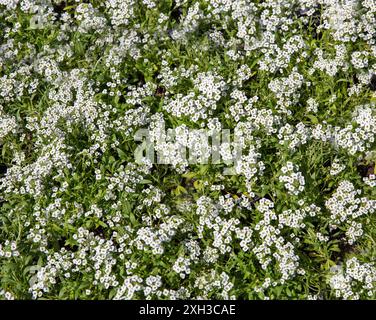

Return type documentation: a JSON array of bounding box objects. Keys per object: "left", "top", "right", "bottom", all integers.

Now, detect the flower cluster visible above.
[
  {"left": 279, "top": 162, "right": 305, "bottom": 196},
  {"left": 325, "top": 180, "right": 376, "bottom": 244},
  {"left": 329, "top": 258, "right": 376, "bottom": 299},
  {"left": 0, "top": 0, "right": 375, "bottom": 301}
]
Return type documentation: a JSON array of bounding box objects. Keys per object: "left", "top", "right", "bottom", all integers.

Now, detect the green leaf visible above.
[
  {"left": 117, "top": 148, "right": 126, "bottom": 159},
  {"left": 140, "top": 179, "right": 152, "bottom": 184},
  {"left": 174, "top": 185, "right": 187, "bottom": 195},
  {"left": 306, "top": 114, "right": 319, "bottom": 124}
]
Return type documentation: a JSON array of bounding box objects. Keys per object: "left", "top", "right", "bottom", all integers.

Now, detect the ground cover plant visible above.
[{"left": 0, "top": 0, "right": 375, "bottom": 300}]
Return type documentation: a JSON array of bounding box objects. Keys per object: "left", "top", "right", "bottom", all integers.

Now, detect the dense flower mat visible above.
[{"left": 0, "top": 0, "right": 375, "bottom": 300}]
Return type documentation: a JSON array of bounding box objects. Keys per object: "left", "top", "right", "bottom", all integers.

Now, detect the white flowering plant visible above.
[{"left": 0, "top": 0, "right": 375, "bottom": 300}]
